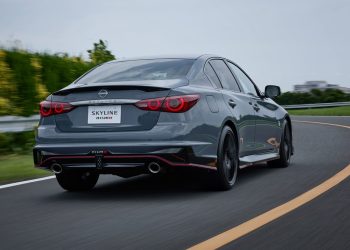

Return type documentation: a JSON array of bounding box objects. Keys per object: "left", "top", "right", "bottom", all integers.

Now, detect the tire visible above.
[
  {"left": 56, "top": 171, "right": 99, "bottom": 191},
  {"left": 268, "top": 122, "right": 292, "bottom": 168},
  {"left": 213, "top": 126, "right": 239, "bottom": 190}
]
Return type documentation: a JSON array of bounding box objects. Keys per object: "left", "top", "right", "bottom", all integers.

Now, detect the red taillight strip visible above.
[
  {"left": 39, "top": 154, "right": 217, "bottom": 171},
  {"left": 134, "top": 94, "right": 200, "bottom": 113},
  {"left": 134, "top": 97, "right": 165, "bottom": 111},
  {"left": 105, "top": 155, "right": 216, "bottom": 170},
  {"left": 40, "top": 101, "right": 75, "bottom": 117}
]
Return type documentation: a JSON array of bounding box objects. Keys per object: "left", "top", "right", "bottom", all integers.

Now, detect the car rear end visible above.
[{"left": 33, "top": 58, "right": 217, "bottom": 181}]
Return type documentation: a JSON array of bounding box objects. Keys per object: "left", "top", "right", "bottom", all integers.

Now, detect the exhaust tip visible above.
[
  {"left": 51, "top": 163, "right": 63, "bottom": 174},
  {"left": 148, "top": 162, "right": 161, "bottom": 174}
]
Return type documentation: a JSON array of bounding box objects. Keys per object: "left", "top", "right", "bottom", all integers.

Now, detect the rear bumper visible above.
[{"left": 33, "top": 142, "right": 217, "bottom": 172}]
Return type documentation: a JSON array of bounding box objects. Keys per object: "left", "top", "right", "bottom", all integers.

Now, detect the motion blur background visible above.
[{"left": 0, "top": 0, "right": 350, "bottom": 183}]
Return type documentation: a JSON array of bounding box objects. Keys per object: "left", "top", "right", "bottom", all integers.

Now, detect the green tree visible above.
[
  {"left": 87, "top": 40, "right": 115, "bottom": 65},
  {"left": 0, "top": 50, "right": 19, "bottom": 115},
  {"left": 5, "top": 50, "right": 38, "bottom": 115},
  {"left": 31, "top": 57, "right": 49, "bottom": 101},
  {"left": 275, "top": 89, "right": 350, "bottom": 105},
  {"left": 2, "top": 49, "right": 95, "bottom": 116}
]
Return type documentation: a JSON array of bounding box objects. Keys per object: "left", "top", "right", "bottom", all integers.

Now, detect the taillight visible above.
[
  {"left": 135, "top": 95, "right": 200, "bottom": 113},
  {"left": 135, "top": 97, "right": 165, "bottom": 111},
  {"left": 39, "top": 101, "right": 75, "bottom": 117}
]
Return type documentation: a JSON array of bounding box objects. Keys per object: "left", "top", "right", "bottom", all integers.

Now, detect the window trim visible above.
[
  {"left": 205, "top": 58, "right": 241, "bottom": 93},
  {"left": 225, "top": 60, "right": 262, "bottom": 97},
  {"left": 203, "top": 58, "right": 223, "bottom": 89}
]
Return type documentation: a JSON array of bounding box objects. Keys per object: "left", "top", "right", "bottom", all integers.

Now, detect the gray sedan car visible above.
[{"left": 33, "top": 55, "right": 293, "bottom": 191}]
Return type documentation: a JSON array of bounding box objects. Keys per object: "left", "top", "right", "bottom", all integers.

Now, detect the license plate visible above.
[{"left": 88, "top": 105, "right": 121, "bottom": 124}]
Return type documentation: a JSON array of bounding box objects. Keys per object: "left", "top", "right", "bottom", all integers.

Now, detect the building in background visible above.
[{"left": 294, "top": 81, "right": 350, "bottom": 93}]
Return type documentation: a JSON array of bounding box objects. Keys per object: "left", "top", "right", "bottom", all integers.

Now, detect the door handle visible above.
[
  {"left": 253, "top": 104, "right": 260, "bottom": 112},
  {"left": 228, "top": 99, "right": 236, "bottom": 108}
]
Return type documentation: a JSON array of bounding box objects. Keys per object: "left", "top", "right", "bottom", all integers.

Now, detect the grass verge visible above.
[
  {"left": 0, "top": 153, "right": 52, "bottom": 184},
  {"left": 288, "top": 106, "right": 350, "bottom": 116}
]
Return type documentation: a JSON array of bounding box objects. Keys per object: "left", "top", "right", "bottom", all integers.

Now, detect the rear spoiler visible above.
[
  {"left": 54, "top": 85, "right": 170, "bottom": 96},
  {"left": 53, "top": 79, "right": 188, "bottom": 96}
]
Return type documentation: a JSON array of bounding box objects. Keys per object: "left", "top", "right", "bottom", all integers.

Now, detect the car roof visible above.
[{"left": 107, "top": 54, "right": 220, "bottom": 63}]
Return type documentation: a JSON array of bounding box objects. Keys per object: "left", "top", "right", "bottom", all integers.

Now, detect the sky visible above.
[{"left": 0, "top": 0, "right": 350, "bottom": 91}]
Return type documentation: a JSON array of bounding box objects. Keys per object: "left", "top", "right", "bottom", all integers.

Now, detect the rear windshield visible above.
[{"left": 76, "top": 59, "right": 195, "bottom": 84}]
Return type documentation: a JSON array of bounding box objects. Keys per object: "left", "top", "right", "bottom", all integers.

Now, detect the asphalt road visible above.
[{"left": 1, "top": 116, "right": 350, "bottom": 250}]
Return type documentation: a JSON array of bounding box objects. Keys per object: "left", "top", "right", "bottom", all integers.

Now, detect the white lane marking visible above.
[
  {"left": 0, "top": 176, "right": 55, "bottom": 190},
  {"left": 292, "top": 115, "right": 350, "bottom": 118}
]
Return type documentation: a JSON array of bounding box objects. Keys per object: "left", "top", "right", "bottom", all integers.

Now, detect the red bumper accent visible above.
[{"left": 38, "top": 154, "right": 217, "bottom": 171}]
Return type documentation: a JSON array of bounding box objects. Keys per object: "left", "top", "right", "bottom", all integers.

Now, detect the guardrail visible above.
[
  {"left": 0, "top": 101, "right": 349, "bottom": 132},
  {"left": 0, "top": 115, "right": 40, "bottom": 132},
  {"left": 282, "top": 101, "right": 350, "bottom": 109}
]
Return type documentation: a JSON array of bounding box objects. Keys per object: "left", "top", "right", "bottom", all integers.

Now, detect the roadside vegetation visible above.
[
  {"left": 288, "top": 106, "right": 350, "bottom": 116},
  {"left": 0, "top": 131, "right": 35, "bottom": 154},
  {"left": 0, "top": 131, "right": 50, "bottom": 184},
  {"left": 0, "top": 40, "right": 115, "bottom": 184},
  {"left": 0, "top": 40, "right": 115, "bottom": 116},
  {"left": 0, "top": 153, "right": 51, "bottom": 184},
  {"left": 275, "top": 88, "right": 350, "bottom": 105}
]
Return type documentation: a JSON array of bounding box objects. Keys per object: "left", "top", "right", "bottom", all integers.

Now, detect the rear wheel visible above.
[
  {"left": 268, "top": 122, "right": 292, "bottom": 168},
  {"left": 56, "top": 171, "right": 99, "bottom": 191},
  {"left": 213, "top": 126, "right": 239, "bottom": 190}
]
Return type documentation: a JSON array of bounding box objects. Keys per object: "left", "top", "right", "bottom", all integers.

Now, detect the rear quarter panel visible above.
[{"left": 160, "top": 84, "right": 229, "bottom": 160}]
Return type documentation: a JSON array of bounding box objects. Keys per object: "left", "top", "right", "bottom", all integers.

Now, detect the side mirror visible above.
[{"left": 264, "top": 85, "right": 281, "bottom": 98}]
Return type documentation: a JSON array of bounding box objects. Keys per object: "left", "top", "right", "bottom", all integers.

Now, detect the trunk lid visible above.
[{"left": 51, "top": 79, "right": 187, "bottom": 132}]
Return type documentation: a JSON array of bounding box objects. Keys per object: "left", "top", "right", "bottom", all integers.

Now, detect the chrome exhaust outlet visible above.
[
  {"left": 148, "top": 162, "right": 161, "bottom": 174},
  {"left": 51, "top": 163, "right": 63, "bottom": 174}
]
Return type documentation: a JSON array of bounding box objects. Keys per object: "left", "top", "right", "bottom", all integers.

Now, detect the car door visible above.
[
  {"left": 227, "top": 61, "right": 280, "bottom": 154},
  {"left": 206, "top": 59, "right": 256, "bottom": 157}
]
